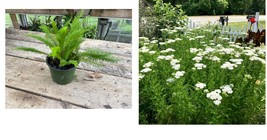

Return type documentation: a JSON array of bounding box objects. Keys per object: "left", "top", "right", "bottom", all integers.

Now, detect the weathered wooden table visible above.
[{"left": 5, "top": 28, "right": 132, "bottom": 109}]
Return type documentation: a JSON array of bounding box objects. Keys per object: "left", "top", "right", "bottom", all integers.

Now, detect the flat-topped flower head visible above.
[
  {"left": 140, "top": 68, "right": 152, "bottom": 73},
  {"left": 170, "top": 59, "right": 180, "bottom": 66},
  {"left": 220, "top": 85, "right": 233, "bottom": 94},
  {"left": 195, "top": 82, "right": 206, "bottom": 90},
  {"left": 230, "top": 59, "right": 243, "bottom": 65},
  {"left": 194, "top": 63, "right": 207, "bottom": 70},
  {"left": 143, "top": 62, "right": 154, "bottom": 68},
  {"left": 192, "top": 56, "right": 203, "bottom": 62},
  {"left": 220, "top": 62, "right": 237, "bottom": 70},
  {"left": 174, "top": 71, "right": 185, "bottom": 79}
]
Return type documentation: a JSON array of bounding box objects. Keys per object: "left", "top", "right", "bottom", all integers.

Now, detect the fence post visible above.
[
  {"left": 252, "top": 12, "right": 259, "bottom": 32},
  {"left": 9, "top": 14, "right": 20, "bottom": 29}
]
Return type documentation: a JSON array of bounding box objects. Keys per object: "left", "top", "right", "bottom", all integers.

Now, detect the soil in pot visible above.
[{"left": 46, "top": 56, "right": 76, "bottom": 85}]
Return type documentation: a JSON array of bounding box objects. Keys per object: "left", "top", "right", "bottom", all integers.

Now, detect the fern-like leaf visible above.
[
  {"left": 79, "top": 48, "right": 118, "bottom": 66},
  {"left": 15, "top": 47, "right": 48, "bottom": 55}
]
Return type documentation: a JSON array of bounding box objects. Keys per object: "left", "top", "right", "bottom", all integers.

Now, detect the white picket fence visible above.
[
  {"left": 187, "top": 19, "right": 199, "bottom": 29},
  {"left": 188, "top": 12, "right": 264, "bottom": 42}
]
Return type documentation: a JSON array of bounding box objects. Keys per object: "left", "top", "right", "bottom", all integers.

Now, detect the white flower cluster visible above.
[
  {"left": 139, "top": 46, "right": 150, "bottom": 53},
  {"left": 166, "top": 78, "right": 175, "bottom": 83},
  {"left": 160, "top": 48, "right": 175, "bottom": 53},
  {"left": 229, "top": 59, "right": 243, "bottom": 65},
  {"left": 195, "top": 82, "right": 206, "bottom": 90},
  {"left": 222, "top": 37, "right": 230, "bottom": 41},
  {"left": 220, "top": 62, "right": 237, "bottom": 70},
  {"left": 140, "top": 61, "right": 154, "bottom": 73},
  {"left": 243, "top": 49, "right": 256, "bottom": 57},
  {"left": 192, "top": 56, "right": 203, "bottom": 62},
  {"left": 249, "top": 56, "right": 266, "bottom": 64},
  {"left": 195, "top": 36, "right": 205, "bottom": 39},
  {"left": 166, "top": 39, "right": 176, "bottom": 44},
  {"left": 189, "top": 38, "right": 195, "bottom": 41},
  {"left": 219, "top": 48, "right": 235, "bottom": 54},
  {"left": 139, "top": 74, "right": 145, "bottom": 80},
  {"left": 140, "top": 68, "right": 152, "bottom": 73},
  {"left": 204, "top": 47, "right": 216, "bottom": 54},
  {"left": 194, "top": 63, "right": 207, "bottom": 70},
  {"left": 206, "top": 89, "right": 222, "bottom": 105},
  {"left": 190, "top": 48, "right": 200, "bottom": 53},
  {"left": 157, "top": 55, "right": 175, "bottom": 61},
  {"left": 174, "top": 71, "right": 185, "bottom": 79},
  {"left": 208, "top": 56, "right": 221, "bottom": 62},
  {"left": 220, "top": 84, "right": 233, "bottom": 94},
  {"left": 175, "top": 38, "right": 182, "bottom": 41},
  {"left": 205, "top": 84, "right": 234, "bottom": 105},
  {"left": 150, "top": 40, "right": 158, "bottom": 44},
  {"left": 143, "top": 62, "right": 154, "bottom": 68}
]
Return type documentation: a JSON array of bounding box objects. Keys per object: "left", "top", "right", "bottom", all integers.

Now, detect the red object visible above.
[{"left": 248, "top": 17, "right": 256, "bottom": 24}]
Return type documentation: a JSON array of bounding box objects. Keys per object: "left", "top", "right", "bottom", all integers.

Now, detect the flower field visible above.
[{"left": 139, "top": 25, "right": 265, "bottom": 124}]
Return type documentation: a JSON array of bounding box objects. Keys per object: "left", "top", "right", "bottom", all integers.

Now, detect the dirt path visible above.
[{"left": 188, "top": 15, "right": 266, "bottom": 25}]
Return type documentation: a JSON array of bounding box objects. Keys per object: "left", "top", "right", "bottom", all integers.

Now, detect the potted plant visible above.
[{"left": 16, "top": 12, "right": 118, "bottom": 85}]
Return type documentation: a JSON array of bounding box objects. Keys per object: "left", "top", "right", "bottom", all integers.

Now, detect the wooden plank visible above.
[
  {"left": 6, "top": 29, "right": 132, "bottom": 79},
  {"left": 6, "top": 55, "right": 131, "bottom": 109},
  {"left": 6, "top": 87, "right": 82, "bottom": 109},
  {"left": 9, "top": 14, "right": 20, "bottom": 29},
  {"left": 6, "top": 9, "right": 132, "bottom": 18}
]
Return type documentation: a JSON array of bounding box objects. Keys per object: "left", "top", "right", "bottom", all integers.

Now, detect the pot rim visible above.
[{"left": 46, "top": 56, "right": 76, "bottom": 72}]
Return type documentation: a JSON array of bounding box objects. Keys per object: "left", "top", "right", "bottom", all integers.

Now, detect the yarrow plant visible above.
[{"left": 139, "top": 19, "right": 265, "bottom": 124}]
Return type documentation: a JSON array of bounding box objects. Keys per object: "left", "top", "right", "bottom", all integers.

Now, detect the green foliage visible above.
[
  {"left": 139, "top": 0, "right": 187, "bottom": 39},
  {"left": 139, "top": 25, "right": 265, "bottom": 124},
  {"left": 16, "top": 11, "right": 118, "bottom": 68},
  {"left": 145, "top": 0, "right": 265, "bottom": 15}
]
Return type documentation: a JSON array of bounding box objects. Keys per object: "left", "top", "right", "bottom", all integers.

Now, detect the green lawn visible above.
[{"left": 228, "top": 20, "right": 266, "bottom": 30}]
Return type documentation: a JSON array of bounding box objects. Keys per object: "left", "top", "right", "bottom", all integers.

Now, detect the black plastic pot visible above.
[{"left": 46, "top": 57, "right": 76, "bottom": 85}]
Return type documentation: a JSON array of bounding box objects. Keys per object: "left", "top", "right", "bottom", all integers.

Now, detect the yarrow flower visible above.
[
  {"left": 220, "top": 48, "right": 235, "bottom": 54},
  {"left": 195, "top": 82, "right": 206, "bottom": 90},
  {"left": 249, "top": 56, "right": 266, "bottom": 64},
  {"left": 166, "top": 78, "right": 175, "bottom": 83},
  {"left": 206, "top": 89, "right": 222, "bottom": 105},
  {"left": 195, "top": 36, "right": 205, "bottom": 39},
  {"left": 194, "top": 63, "right": 207, "bottom": 70},
  {"left": 166, "top": 39, "right": 176, "bottom": 44},
  {"left": 174, "top": 71, "right": 185, "bottom": 79},
  {"left": 139, "top": 47, "right": 150, "bottom": 53},
  {"left": 172, "top": 64, "right": 181, "bottom": 70},
  {"left": 160, "top": 48, "right": 175, "bottom": 53},
  {"left": 139, "top": 74, "right": 144, "bottom": 80},
  {"left": 190, "top": 48, "right": 199, "bottom": 53},
  {"left": 143, "top": 62, "right": 153, "bottom": 68},
  {"left": 209, "top": 56, "right": 220, "bottom": 62},
  {"left": 189, "top": 38, "right": 195, "bottom": 41},
  {"left": 140, "top": 68, "right": 152, "bottom": 73},
  {"left": 165, "top": 55, "right": 174, "bottom": 60},
  {"left": 175, "top": 38, "right": 182, "bottom": 41},
  {"left": 220, "top": 62, "right": 237, "bottom": 70},
  {"left": 229, "top": 59, "right": 243, "bottom": 65},
  {"left": 170, "top": 59, "right": 180, "bottom": 66},
  {"left": 148, "top": 51, "right": 156, "bottom": 54},
  {"left": 220, "top": 85, "right": 233, "bottom": 94},
  {"left": 192, "top": 56, "right": 203, "bottom": 62}
]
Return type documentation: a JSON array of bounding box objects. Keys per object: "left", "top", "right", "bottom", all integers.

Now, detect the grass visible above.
[{"left": 228, "top": 20, "right": 266, "bottom": 30}]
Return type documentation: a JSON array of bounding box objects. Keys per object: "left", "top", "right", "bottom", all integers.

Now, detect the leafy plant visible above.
[
  {"left": 16, "top": 11, "right": 118, "bottom": 68},
  {"left": 139, "top": 0, "right": 187, "bottom": 39},
  {"left": 139, "top": 24, "right": 265, "bottom": 124}
]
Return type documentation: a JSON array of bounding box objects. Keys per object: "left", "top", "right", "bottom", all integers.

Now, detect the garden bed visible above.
[{"left": 5, "top": 28, "right": 132, "bottom": 109}]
